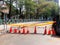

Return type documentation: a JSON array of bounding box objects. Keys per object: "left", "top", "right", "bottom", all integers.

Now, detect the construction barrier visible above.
[
  {"left": 8, "top": 26, "right": 37, "bottom": 34},
  {"left": 7, "top": 21, "right": 55, "bottom": 35},
  {"left": 43, "top": 26, "right": 56, "bottom": 35},
  {"left": 8, "top": 21, "right": 54, "bottom": 27}
]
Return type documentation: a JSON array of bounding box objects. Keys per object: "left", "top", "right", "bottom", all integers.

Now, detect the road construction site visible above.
[
  {"left": 0, "top": 21, "right": 60, "bottom": 45},
  {"left": 0, "top": 21, "right": 53, "bottom": 35}
]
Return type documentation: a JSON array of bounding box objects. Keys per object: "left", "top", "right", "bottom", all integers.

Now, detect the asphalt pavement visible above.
[{"left": 0, "top": 34, "right": 60, "bottom": 45}]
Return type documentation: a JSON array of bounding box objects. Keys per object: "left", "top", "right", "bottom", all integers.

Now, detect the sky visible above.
[{"left": 59, "top": 0, "right": 60, "bottom": 6}]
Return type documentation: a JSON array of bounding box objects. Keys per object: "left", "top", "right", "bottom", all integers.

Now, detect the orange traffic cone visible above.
[
  {"left": 51, "top": 28, "right": 56, "bottom": 35},
  {"left": 14, "top": 29, "right": 17, "bottom": 33},
  {"left": 26, "top": 30, "right": 29, "bottom": 34},
  {"left": 10, "top": 27, "right": 12, "bottom": 33},
  {"left": 43, "top": 26, "right": 47, "bottom": 35},
  {"left": 22, "top": 28, "right": 25, "bottom": 34},
  {"left": 34, "top": 26, "right": 37, "bottom": 34},
  {"left": 18, "top": 30, "right": 21, "bottom": 33},
  {"left": 26, "top": 27, "right": 29, "bottom": 34},
  {"left": 47, "top": 29, "right": 51, "bottom": 35}
]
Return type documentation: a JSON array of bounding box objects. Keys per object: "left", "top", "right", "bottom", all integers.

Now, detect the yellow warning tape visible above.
[{"left": 8, "top": 21, "right": 54, "bottom": 27}]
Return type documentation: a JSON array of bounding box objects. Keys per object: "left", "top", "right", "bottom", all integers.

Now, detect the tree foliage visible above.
[{"left": 1, "top": 0, "right": 59, "bottom": 19}]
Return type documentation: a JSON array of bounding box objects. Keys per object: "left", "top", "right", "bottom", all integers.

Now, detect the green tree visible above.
[
  {"left": 3, "top": 0, "right": 59, "bottom": 19},
  {"left": 35, "top": 0, "right": 58, "bottom": 19},
  {"left": 18, "top": 0, "right": 24, "bottom": 15},
  {"left": 5, "top": 0, "right": 17, "bottom": 18},
  {"left": 24, "top": 0, "right": 37, "bottom": 19}
]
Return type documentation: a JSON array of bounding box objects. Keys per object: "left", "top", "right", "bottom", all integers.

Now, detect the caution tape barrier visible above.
[{"left": 8, "top": 21, "right": 54, "bottom": 27}]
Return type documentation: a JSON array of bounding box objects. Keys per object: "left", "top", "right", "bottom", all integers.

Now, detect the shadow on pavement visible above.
[
  {"left": 51, "top": 35, "right": 60, "bottom": 38},
  {"left": 7, "top": 33, "right": 44, "bottom": 35}
]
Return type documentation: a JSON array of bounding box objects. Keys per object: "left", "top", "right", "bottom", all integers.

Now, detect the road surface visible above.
[{"left": 0, "top": 34, "right": 60, "bottom": 45}]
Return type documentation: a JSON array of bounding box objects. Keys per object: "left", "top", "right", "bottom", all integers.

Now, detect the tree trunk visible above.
[
  {"left": 8, "top": 0, "right": 12, "bottom": 19},
  {"left": 36, "top": 8, "right": 39, "bottom": 19},
  {"left": 19, "top": 8, "right": 21, "bottom": 15}
]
